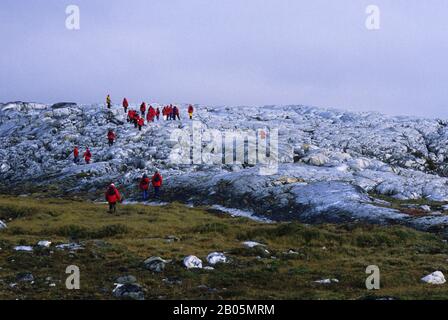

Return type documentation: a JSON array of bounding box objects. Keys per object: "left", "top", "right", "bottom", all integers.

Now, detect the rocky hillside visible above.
[{"left": 2, "top": 101, "right": 448, "bottom": 232}]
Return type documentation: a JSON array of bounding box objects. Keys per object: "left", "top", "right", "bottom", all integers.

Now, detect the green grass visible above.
[{"left": 1, "top": 195, "right": 448, "bottom": 300}]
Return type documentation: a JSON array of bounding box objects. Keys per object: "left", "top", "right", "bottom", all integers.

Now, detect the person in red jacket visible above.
[
  {"left": 73, "top": 146, "right": 80, "bottom": 164},
  {"left": 139, "top": 174, "right": 150, "bottom": 201},
  {"left": 188, "top": 105, "right": 194, "bottom": 120},
  {"left": 137, "top": 116, "right": 144, "bottom": 131},
  {"left": 83, "top": 148, "right": 92, "bottom": 164},
  {"left": 105, "top": 183, "right": 121, "bottom": 213},
  {"left": 127, "top": 109, "right": 133, "bottom": 123},
  {"left": 140, "top": 102, "right": 147, "bottom": 117},
  {"left": 156, "top": 107, "right": 160, "bottom": 121},
  {"left": 152, "top": 170, "right": 163, "bottom": 198},
  {"left": 107, "top": 129, "right": 116, "bottom": 146},
  {"left": 123, "top": 98, "right": 129, "bottom": 114},
  {"left": 147, "top": 105, "right": 156, "bottom": 122}
]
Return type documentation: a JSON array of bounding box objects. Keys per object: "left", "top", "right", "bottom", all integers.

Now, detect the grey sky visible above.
[{"left": 1, "top": 0, "right": 447, "bottom": 117}]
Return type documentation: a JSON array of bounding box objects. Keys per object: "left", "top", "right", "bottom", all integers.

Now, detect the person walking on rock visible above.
[
  {"left": 140, "top": 102, "right": 147, "bottom": 117},
  {"left": 73, "top": 146, "right": 80, "bottom": 164},
  {"left": 105, "top": 183, "right": 121, "bottom": 213},
  {"left": 137, "top": 116, "right": 144, "bottom": 131},
  {"left": 152, "top": 170, "right": 163, "bottom": 198},
  {"left": 139, "top": 174, "right": 150, "bottom": 201},
  {"left": 188, "top": 105, "right": 194, "bottom": 120},
  {"left": 173, "top": 106, "right": 180, "bottom": 120},
  {"left": 106, "top": 95, "right": 112, "bottom": 109},
  {"left": 147, "top": 105, "right": 156, "bottom": 123},
  {"left": 123, "top": 98, "right": 129, "bottom": 114},
  {"left": 83, "top": 147, "right": 92, "bottom": 164},
  {"left": 107, "top": 129, "right": 116, "bottom": 146},
  {"left": 167, "top": 105, "right": 173, "bottom": 120},
  {"left": 156, "top": 107, "right": 160, "bottom": 121}
]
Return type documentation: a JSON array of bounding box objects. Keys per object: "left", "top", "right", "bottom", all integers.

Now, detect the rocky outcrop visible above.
[{"left": 2, "top": 102, "right": 448, "bottom": 230}]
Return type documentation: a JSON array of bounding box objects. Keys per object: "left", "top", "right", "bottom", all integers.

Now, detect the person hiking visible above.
[
  {"left": 147, "top": 105, "right": 156, "bottom": 123},
  {"left": 139, "top": 174, "right": 150, "bottom": 201},
  {"left": 137, "top": 116, "right": 144, "bottom": 131},
  {"left": 105, "top": 183, "right": 121, "bottom": 213},
  {"left": 106, "top": 95, "right": 112, "bottom": 109},
  {"left": 123, "top": 98, "right": 129, "bottom": 114},
  {"left": 127, "top": 109, "right": 133, "bottom": 123},
  {"left": 152, "top": 170, "right": 163, "bottom": 198},
  {"left": 156, "top": 107, "right": 160, "bottom": 121},
  {"left": 73, "top": 146, "right": 80, "bottom": 164},
  {"left": 162, "top": 106, "right": 167, "bottom": 120},
  {"left": 173, "top": 106, "right": 180, "bottom": 120},
  {"left": 107, "top": 129, "right": 116, "bottom": 146},
  {"left": 188, "top": 105, "right": 194, "bottom": 120},
  {"left": 165, "top": 105, "right": 171, "bottom": 120},
  {"left": 83, "top": 148, "right": 92, "bottom": 164},
  {"left": 140, "top": 102, "right": 147, "bottom": 117}
]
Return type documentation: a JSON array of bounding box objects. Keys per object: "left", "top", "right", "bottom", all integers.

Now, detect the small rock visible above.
[
  {"left": 163, "top": 277, "right": 182, "bottom": 285},
  {"left": 420, "top": 205, "right": 432, "bottom": 212},
  {"left": 0, "top": 220, "right": 7, "bottom": 229},
  {"left": 203, "top": 266, "right": 215, "bottom": 271},
  {"left": 206, "top": 252, "right": 227, "bottom": 265},
  {"left": 143, "top": 257, "right": 169, "bottom": 273},
  {"left": 14, "top": 246, "right": 33, "bottom": 252},
  {"left": 17, "top": 273, "right": 34, "bottom": 282},
  {"left": 421, "top": 271, "right": 446, "bottom": 284},
  {"left": 165, "top": 235, "right": 180, "bottom": 242},
  {"left": 183, "top": 255, "right": 203, "bottom": 269},
  {"left": 116, "top": 275, "right": 137, "bottom": 285},
  {"left": 242, "top": 241, "right": 266, "bottom": 248},
  {"left": 315, "top": 278, "right": 339, "bottom": 284},
  {"left": 37, "top": 240, "right": 51, "bottom": 248},
  {"left": 112, "top": 283, "right": 145, "bottom": 300},
  {"left": 55, "top": 243, "right": 83, "bottom": 251}
]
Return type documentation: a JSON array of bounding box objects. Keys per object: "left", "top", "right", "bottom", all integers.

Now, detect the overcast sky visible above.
[{"left": 1, "top": 0, "right": 447, "bottom": 117}]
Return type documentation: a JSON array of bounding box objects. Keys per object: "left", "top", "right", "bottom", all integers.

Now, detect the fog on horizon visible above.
[{"left": 1, "top": 0, "right": 447, "bottom": 117}]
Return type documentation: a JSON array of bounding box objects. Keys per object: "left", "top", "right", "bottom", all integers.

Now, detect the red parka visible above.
[
  {"left": 107, "top": 131, "right": 116, "bottom": 141},
  {"left": 84, "top": 149, "right": 92, "bottom": 162},
  {"left": 152, "top": 172, "right": 163, "bottom": 187},
  {"left": 139, "top": 177, "right": 150, "bottom": 191},
  {"left": 137, "top": 117, "right": 144, "bottom": 127},
  {"left": 105, "top": 185, "right": 121, "bottom": 204}
]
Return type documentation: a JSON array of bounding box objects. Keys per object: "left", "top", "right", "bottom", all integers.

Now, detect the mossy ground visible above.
[{"left": 1, "top": 195, "right": 448, "bottom": 300}]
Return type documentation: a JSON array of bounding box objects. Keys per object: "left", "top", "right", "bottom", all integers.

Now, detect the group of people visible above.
[
  {"left": 73, "top": 146, "right": 92, "bottom": 164},
  {"left": 73, "top": 95, "right": 196, "bottom": 213},
  {"left": 105, "top": 171, "right": 163, "bottom": 213}
]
